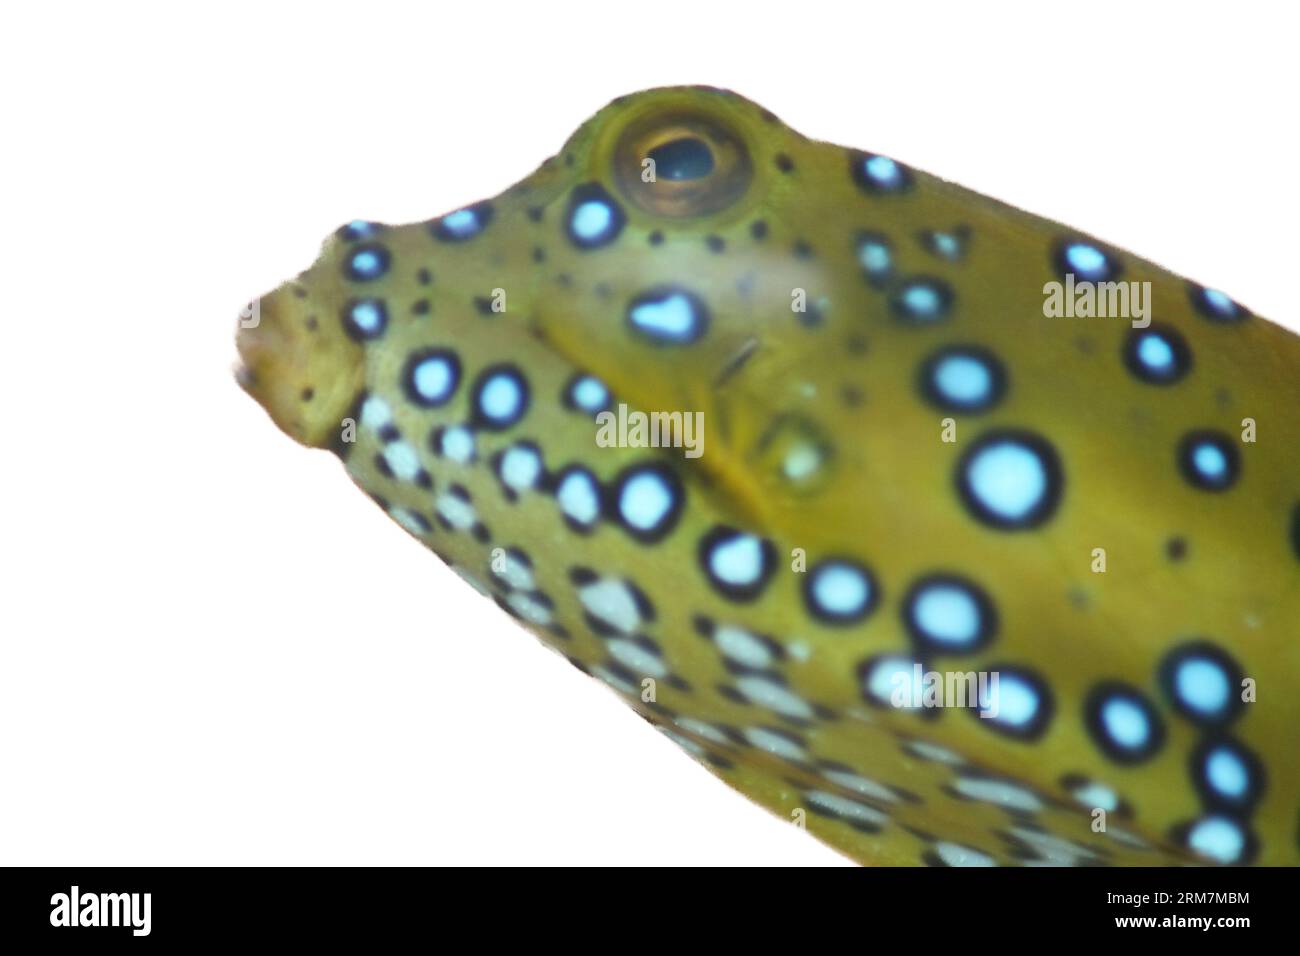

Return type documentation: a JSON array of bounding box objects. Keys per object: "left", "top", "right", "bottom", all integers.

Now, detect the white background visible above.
[{"left": 1, "top": 1, "right": 1294, "bottom": 865}]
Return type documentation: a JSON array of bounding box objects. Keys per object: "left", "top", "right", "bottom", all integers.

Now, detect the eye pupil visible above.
[{"left": 648, "top": 137, "right": 714, "bottom": 180}]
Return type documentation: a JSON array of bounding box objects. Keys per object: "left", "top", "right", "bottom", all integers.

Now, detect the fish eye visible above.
[{"left": 612, "top": 111, "right": 753, "bottom": 218}]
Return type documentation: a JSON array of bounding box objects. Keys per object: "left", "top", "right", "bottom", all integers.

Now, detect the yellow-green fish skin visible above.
[{"left": 237, "top": 86, "right": 1300, "bottom": 867}]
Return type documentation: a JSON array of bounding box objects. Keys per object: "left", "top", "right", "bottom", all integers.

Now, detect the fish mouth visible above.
[{"left": 234, "top": 281, "right": 364, "bottom": 449}]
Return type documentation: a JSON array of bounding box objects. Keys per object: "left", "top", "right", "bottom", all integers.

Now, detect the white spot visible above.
[
  {"left": 492, "top": 552, "right": 534, "bottom": 590},
  {"left": 805, "top": 790, "right": 887, "bottom": 827},
  {"left": 743, "top": 727, "right": 806, "bottom": 763},
  {"left": 954, "top": 776, "right": 1043, "bottom": 813},
  {"left": 440, "top": 425, "right": 475, "bottom": 464},
  {"left": 507, "top": 591, "right": 553, "bottom": 626},
  {"left": 436, "top": 493, "right": 477, "bottom": 531},
  {"left": 674, "top": 717, "right": 729, "bottom": 746},
  {"left": 735, "top": 675, "right": 814, "bottom": 720},
  {"left": 1186, "top": 816, "right": 1246, "bottom": 864},
  {"left": 578, "top": 579, "right": 642, "bottom": 634},
  {"left": 712, "top": 624, "right": 773, "bottom": 669},
  {"left": 383, "top": 441, "right": 422, "bottom": 482},
  {"left": 821, "top": 768, "right": 899, "bottom": 804},
  {"left": 500, "top": 444, "right": 543, "bottom": 491},
  {"left": 606, "top": 638, "right": 668, "bottom": 679},
  {"left": 935, "top": 842, "right": 997, "bottom": 867},
  {"left": 557, "top": 470, "right": 600, "bottom": 526},
  {"left": 360, "top": 395, "right": 393, "bottom": 430}
]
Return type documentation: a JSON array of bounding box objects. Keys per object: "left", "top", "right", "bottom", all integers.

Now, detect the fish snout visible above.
[{"left": 235, "top": 281, "right": 363, "bottom": 449}]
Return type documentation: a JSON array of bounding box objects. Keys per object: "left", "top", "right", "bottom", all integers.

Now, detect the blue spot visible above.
[
  {"left": 613, "top": 465, "right": 683, "bottom": 542},
  {"left": 345, "top": 244, "right": 390, "bottom": 281},
  {"left": 474, "top": 365, "right": 530, "bottom": 429},
  {"left": 338, "top": 219, "right": 381, "bottom": 241},
  {"left": 904, "top": 575, "right": 995, "bottom": 652},
  {"left": 973, "top": 666, "right": 1054, "bottom": 740},
  {"left": 555, "top": 467, "right": 601, "bottom": 529},
  {"left": 921, "top": 346, "right": 1005, "bottom": 412},
  {"left": 958, "top": 431, "right": 1062, "bottom": 529},
  {"left": 1124, "top": 324, "right": 1191, "bottom": 385},
  {"left": 1160, "top": 642, "right": 1243, "bottom": 727},
  {"left": 805, "top": 559, "right": 877, "bottom": 624},
  {"left": 922, "top": 228, "right": 968, "bottom": 261},
  {"left": 402, "top": 348, "right": 460, "bottom": 407},
  {"left": 1184, "top": 815, "right": 1248, "bottom": 864},
  {"left": 1085, "top": 683, "right": 1165, "bottom": 763},
  {"left": 566, "top": 183, "right": 626, "bottom": 249},
  {"left": 852, "top": 151, "right": 912, "bottom": 193},
  {"left": 432, "top": 202, "right": 493, "bottom": 242},
  {"left": 1206, "top": 747, "right": 1248, "bottom": 799},
  {"left": 891, "top": 277, "right": 953, "bottom": 323},
  {"left": 1188, "top": 282, "right": 1250, "bottom": 322},
  {"left": 855, "top": 231, "right": 894, "bottom": 284},
  {"left": 1177, "top": 431, "right": 1239, "bottom": 491},
  {"left": 627, "top": 287, "right": 709, "bottom": 345},
  {"left": 1191, "top": 737, "right": 1263, "bottom": 812},
  {"left": 648, "top": 137, "right": 715, "bottom": 181},
  {"left": 342, "top": 298, "right": 388, "bottom": 342},
  {"left": 1055, "top": 239, "right": 1119, "bottom": 282},
  {"left": 567, "top": 374, "right": 610, "bottom": 415},
  {"left": 497, "top": 442, "right": 543, "bottom": 493},
  {"left": 698, "top": 527, "right": 774, "bottom": 602}
]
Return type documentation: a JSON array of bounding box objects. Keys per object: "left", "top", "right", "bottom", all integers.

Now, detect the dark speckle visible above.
[
  {"left": 845, "top": 334, "right": 869, "bottom": 356},
  {"left": 840, "top": 385, "right": 865, "bottom": 407},
  {"left": 532, "top": 246, "right": 546, "bottom": 263},
  {"left": 1166, "top": 536, "right": 1188, "bottom": 562},
  {"left": 793, "top": 240, "right": 814, "bottom": 259},
  {"left": 473, "top": 296, "right": 495, "bottom": 315},
  {"left": 417, "top": 268, "right": 433, "bottom": 285},
  {"left": 775, "top": 153, "right": 794, "bottom": 173},
  {"left": 304, "top": 316, "right": 319, "bottom": 332},
  {"left": 300, "top": 387, "right": 314, "bottom": 402},
  {"left": 411, "top": 299, "right": 430, "bottom": 316},
  {"left": 527, "top": 206, "right": 544, "bottom": 223},
  {"left": 706, "top": 235, "right": 725, "bottom": 253},
  {"left": 750, "top": 220, "right": 768, "bottom": 240},
  {"left": 759, "top": 108, "right": 779, "bottom": 124},
  {"left": 648, "top": 231, "right": 664, "bottom": 246},
  {"left": 564, "top": 154, "right": 574, "bottom": 167}
]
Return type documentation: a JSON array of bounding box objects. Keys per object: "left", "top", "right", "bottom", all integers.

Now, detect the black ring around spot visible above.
[
  {"left": 340, "top": 298, "right": 388, "bottom": 343},
  {"left": 889, "top": 276, "right": 954, "bottom": 323},
  {"left": 401, "top": 348, "right": 461, "bottom": 408},
  {"left": 1187, "top": 281, "right": 1251, "bottom": 322},
  {"left": 900, "top": 573, "right": 998, "bottom": 654},
  {"left": 697, "top": 526, "right": 776, "bottom": 603},
  {"left": 1176, "top": 429, "right": 1240, "bottom": 492},
  {"left": 963, "top": 664, "right": 1055, "bottom": 741},
  {"left": 344, "top": 243, "right": 391, "bottom": 282},
  {"left": 917, "top": 344, "right": 1007, "bottom": 413},
  {"left": 605, "top": 462, "right": 685, "bottom": 544},
  {"left": 1122, "top": 323, "right": 1193, "bottom": 386},
  {"left": 1083, "top": 681, "right": 1166, "bottom": 765},
  {"left": 848, "top": 150, "right": 914, "bottom": 194},
  {"left": 430, "top": 201, "right": 494, "bottom": 242},
  {"left": 1051, "top": 238, "right": 1121, "bottom": 283},
  {"left": 1157, "top": 640, "right": 1245, "bottom": 728},
  {"left": 565, "top": 182, "right": 627, "bottom": 250},
  {"left": 470, "top": 363, "right": 530, "bottom": 430},
  {"left": 802, "top": 558, "right": 880, "bottom": 625},
  {"left": 954, "top": 429, "right": 1064, "bottom": 531},
  {"left": 1188, "top": 736, "right": 1266, "bottom": 815}
]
